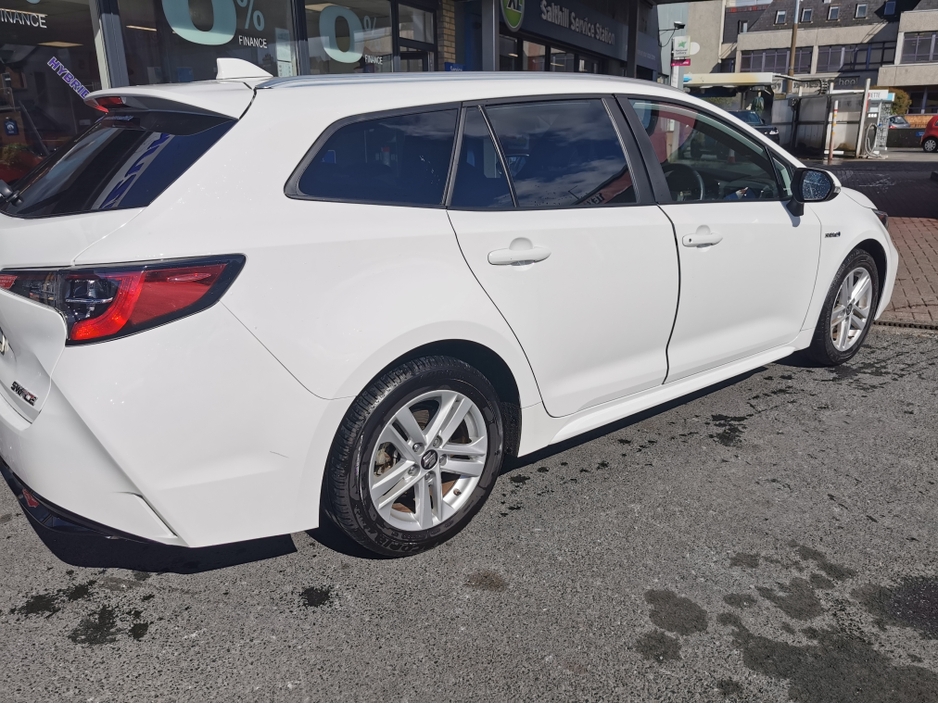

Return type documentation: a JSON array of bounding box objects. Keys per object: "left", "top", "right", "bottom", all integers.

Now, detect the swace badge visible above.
[{"left": 11, "top": 381, "right": 37, "bottom": 406}]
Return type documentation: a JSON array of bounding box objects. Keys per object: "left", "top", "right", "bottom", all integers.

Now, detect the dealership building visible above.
[{"left": 0, "top": 0, "right": 672, "bottom": 173}]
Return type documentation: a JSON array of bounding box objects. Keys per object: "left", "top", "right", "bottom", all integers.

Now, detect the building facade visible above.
[
  {"left": 0, "top": 0, "right": 667, "bottom": 181},
  {"left": 710, "top": 0, "right": 938, "bottom": 111}
]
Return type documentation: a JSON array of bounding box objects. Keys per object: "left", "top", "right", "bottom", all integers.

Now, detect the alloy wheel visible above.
[
  {"left": 368, "top": 390, "right": 488, "bottom": 532},
  {"left": 830, "top": 267, "right": 873, "bottom": 352}
]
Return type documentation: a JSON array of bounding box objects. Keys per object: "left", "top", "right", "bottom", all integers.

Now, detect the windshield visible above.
[
  {"left": 1, "top": 111, "right": 234, "bottom": 218},
  {"left": 731, "top": 111, "right": 763, "bottom": 125}
]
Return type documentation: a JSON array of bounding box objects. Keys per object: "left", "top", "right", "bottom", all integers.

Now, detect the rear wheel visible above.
[
  {"left": 805, "top": 249, "right": 879, "bottom": 366},
  {"left": 325, "top": 356, "right": 504, "bottom": 557},
  {"left": 923, "top": 137, "right": 938, "bottom": 153}
]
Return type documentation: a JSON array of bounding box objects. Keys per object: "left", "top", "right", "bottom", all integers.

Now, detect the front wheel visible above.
[
  {"left": 324, "top": 356, "right": 504, "bottom": 557},
  {"left": 805, "top": 249, "right": 880, "bottom": 366},
  {"left": 923, "top": 137, "right": 938, "bottom": 153}
]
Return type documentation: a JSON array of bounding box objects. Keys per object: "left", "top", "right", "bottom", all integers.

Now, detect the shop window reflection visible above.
[
  {"left": 1, "top": 0, "right": 100, "bottom": 183},
  {"left": 306, "top": 0, "right": 393, "bottom": 73}
]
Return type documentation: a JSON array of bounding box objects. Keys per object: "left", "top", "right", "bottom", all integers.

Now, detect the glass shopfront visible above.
[
  {"left": 0, "top": 0, "right": 441, "bottom": 185},
  {"left": 498, "top": 35, "right": 600, "bottom": 73},
  {"left": 305, "top": 0, "right": 436, "bottom": 74},
  {"left": 119, "top": 0, "right": 299, "bottom": 84},
  {"left": 1, "top": 0, "right": 101, "bottom": 182}
]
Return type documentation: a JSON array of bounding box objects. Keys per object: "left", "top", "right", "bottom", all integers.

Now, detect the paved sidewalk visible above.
[
  {"left": 813, "top": 158, "right": 938, "bottom": 327},
  {"left": 881, "top": 217, "right": 938, "bottom": 325}
]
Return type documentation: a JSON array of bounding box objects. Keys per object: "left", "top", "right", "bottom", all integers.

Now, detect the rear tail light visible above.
[{"left": 0, "top": 256, "right": 244, "bottom": 344}]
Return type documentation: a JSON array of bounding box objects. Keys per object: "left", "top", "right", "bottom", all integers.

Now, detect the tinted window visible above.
[
  {"left": 298, "top": 110, "right": 458, "bottom": 206},
  {"left": 0, "top": 112, "right": 234, "bottom": 218},
  {"left": 484, "top": 100, "right": 636, "bottom": 208},
  {"left": 630, "top": 99, "right": 782, "bottom": 203},
  {"left": 450, "top": 107, "right": 513, "bottom": 209},
  {"left": 731, "top": 111, "right": 763, "bottom": 125}
]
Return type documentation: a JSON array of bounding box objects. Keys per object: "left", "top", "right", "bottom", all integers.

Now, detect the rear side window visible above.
[
  {"left": 450, "top": 107, "right": 513, "bottom": 209},
  {"left": 483, "top": 99, "right": 636, "bottom": 208},
  {"left": 0, "top": 112, "right": 234, "bottom": 218},
  {"left": 297, "top": 109, "right": 458, "bottom": 207}
]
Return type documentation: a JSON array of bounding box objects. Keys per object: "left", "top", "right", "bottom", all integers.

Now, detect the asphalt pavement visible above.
[
  {"left": 2, "top": 151, "right": 938, "bottom": 702},
  {"left": 1, "top": 325, "right": 936, "bottom": 702}
]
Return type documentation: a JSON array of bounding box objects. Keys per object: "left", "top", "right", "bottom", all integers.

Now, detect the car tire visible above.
[
  {"left": 805, "top": 249, "right": 880, "bottom": 366},
  {"left": 324, "top": 356, "right": 505, "bottom": 557},
  {"left": 923, "top": 137, "right": 938, "bottom": 153}
]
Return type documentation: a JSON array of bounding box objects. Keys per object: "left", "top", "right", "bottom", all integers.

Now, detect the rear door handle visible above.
[
  {"left": 487, "top": 246, "right": 552, "bottom": 266},
  {"left": 681, "top": 233, "right": 723, "bottom": 247}
]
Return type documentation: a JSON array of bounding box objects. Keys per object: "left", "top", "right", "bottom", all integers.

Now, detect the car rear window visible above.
[
  {"left": 0, "top": 111, "right": 234, "bottom": 218},
  {"left": 296, "top": 109, "right": 458, "bottom": 207}
]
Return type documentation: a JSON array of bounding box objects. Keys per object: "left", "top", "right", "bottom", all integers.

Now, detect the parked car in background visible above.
[
  {"left": 921, "top": 115, "right": 938, "bottom": 152},
  {"left": 0, "top": 66, "right": 897, "bottom": 557},
  {"left": 888, "top": 115, "right": 910, "bottom": 129},
  {"left": 730, "top": 110, "right": 781, "bottom": 143}
]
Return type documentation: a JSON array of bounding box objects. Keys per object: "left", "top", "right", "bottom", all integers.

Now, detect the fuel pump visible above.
[{"left": 862, "top": 89, "right": 895, "bottom": 157}]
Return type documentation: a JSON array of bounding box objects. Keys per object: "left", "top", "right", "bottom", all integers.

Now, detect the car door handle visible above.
[
  {"left": 681, "top": 233, "right": 723, "bottom": 247},
  {"left": 487, "top": 245, "right": 552, "bottom": 266}
]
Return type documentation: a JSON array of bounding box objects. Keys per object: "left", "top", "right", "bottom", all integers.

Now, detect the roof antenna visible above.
[{"left": 216, "top": 58, "right": 273, "bottom": 80}]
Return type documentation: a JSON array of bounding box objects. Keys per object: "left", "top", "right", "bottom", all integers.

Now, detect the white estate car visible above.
[{"left": 0, "top": 66, "right": 897, "bottom": 557}]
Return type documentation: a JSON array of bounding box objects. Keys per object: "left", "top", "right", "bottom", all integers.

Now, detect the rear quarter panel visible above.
[{"left": 73, "top": 86, "right": 542, "bottom": 408}]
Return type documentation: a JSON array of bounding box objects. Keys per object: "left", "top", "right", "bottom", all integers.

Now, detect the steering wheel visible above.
[
  {"left": 723, "top": 177, "right": 772, "bottom": 200},
  {"left": 663, "top": 162, "right": 705, "bottom": 201}
]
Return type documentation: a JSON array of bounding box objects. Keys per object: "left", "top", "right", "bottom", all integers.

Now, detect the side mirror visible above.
[{"left": 787, "top": 167, "right": 840, "bottom": 217}]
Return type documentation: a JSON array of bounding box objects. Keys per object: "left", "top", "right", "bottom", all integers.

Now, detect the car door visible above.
[
  {"left": 621, "top": 97, "right": 821, "bottom": 382},
  {"left": 447, "top": 98, "right": 679, "bottom": 418}
]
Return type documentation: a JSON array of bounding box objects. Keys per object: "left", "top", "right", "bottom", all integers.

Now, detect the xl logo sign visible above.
[{"left": 501, "top": 0, "right": 524, "bottom": 31}]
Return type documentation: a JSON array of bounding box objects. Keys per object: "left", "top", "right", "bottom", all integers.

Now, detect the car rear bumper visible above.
[
  {"left": 0, "top": 302, "right": 344, "bottom": 548},
  {"left": 1, "top": 461, "right": 148, "bottom": 541}
]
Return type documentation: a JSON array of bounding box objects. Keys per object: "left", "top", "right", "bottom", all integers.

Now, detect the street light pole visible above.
[{"left": 787, "top": 0, "right": 801, "bottom": 93}]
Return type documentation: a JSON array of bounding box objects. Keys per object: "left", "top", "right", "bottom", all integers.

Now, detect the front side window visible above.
[
  {"left": 297, "top": 109, "right": 457, "bottom": 206},
  {"left": 629, "top": 99, "right": 783, "bottom": 203},
  {"left": 483, "top": 100, "right": 636, "bottom": 208}
]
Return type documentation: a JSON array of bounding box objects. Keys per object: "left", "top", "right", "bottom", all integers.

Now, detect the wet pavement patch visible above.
[
  {"left": 17, "top": 593, "right": 60, "bottom": 617},
  {"left": 853, "top": 576, "right": 938, "bottom": 639},
  {"left": 719, "top": 612, "right": 938, "bottom": 702},
  {"left": 466, "top": 570, "right": 506, "bottom": 592},
  {"left": 64, "top": 580, "right": 96, "bottom": 602},
  {"left": 730, "top": 552, "right": 760, "bottom": 568},
  {"left": 724, "top": 593, "right": 757, "bottom": 609},
  {"left": 709, "top": 415, "right": 748, "bottom": 447},
  {"left": 795, "top": 545, "right": 857, "bottom": 581},
  {"left": 716, "top": 678, "right": 743, "bottom": 697},
  {"left": 0, "top": 513, "right": 11, "bottom": 525},
  {"left": 509, "top": 475, "right": 529, "bottom": 485},
  {"left": 756, "top": 578, "right": 825, "bottom": 621},
  {"left": 300, "top": 586, "right": 333, "bottom": 607},
  {"left": 15, "top": 580, "right": 96, "bottom": 617},
  {"left": 635, "top": 630, "right": 681, "bottom": 661},
  {"left": 69, "top": 606, "right": 119, "bottom": 645},
  {"left": 645, "top": 590, "right": 708, "bottom": 635}
]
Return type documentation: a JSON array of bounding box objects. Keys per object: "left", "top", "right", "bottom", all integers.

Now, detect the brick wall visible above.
[{"left": 439, "top": 0, "right": 456, "bottom": 69}]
